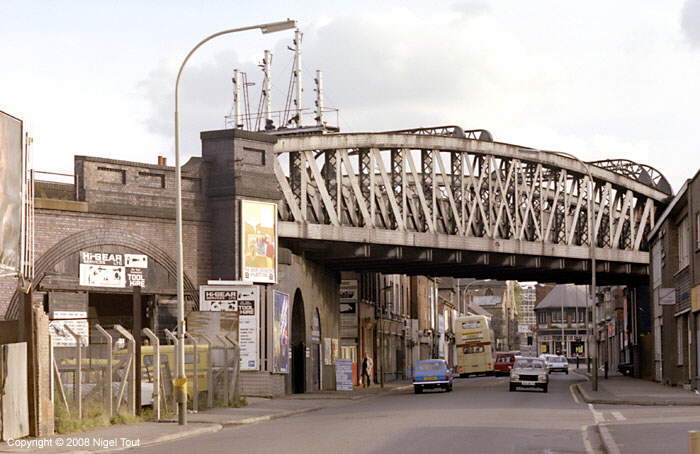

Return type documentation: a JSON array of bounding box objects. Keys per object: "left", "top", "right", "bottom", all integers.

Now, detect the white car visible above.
[
  {"left": 539, "top": 354, "right": 569, "bottom": 374},
  {"left": 509, "top": 357, "right": 548, "bottom": 392}
]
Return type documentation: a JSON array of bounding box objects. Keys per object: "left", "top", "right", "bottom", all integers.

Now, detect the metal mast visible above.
[
  {"left": 262, "top": 50, "right": 273, "bottom": 128},
  {"left": 292, "top": 29, "right": 303, "bottom": 128},
  {"left": 314, "top": 70, "right": 324, "bottom": 126},
  {"left": 232, "top": 69, "right": 242, "bottom": 128}
]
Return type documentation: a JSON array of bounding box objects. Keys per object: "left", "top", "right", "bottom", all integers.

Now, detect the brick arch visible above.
[{"left": 6, "top": 228, "right": 198, "bottom": 320}]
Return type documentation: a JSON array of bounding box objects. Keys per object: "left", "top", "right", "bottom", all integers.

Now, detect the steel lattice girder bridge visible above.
[{"left": 273, "top": 132, "right": 671, "bottom": 285}]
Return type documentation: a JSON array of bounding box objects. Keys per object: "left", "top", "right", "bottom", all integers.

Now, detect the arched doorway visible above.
[{"left": 291, "top": 289, "right": 306, "bottom": 393}]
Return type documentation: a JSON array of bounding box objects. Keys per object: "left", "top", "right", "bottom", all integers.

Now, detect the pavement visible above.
[
  {"left": 572, "top": 367, "right": 700, "bottom": 406},
  {"left": 0, "top": 381, "right": 411, "bottom": 454},
  {"left": 571, "top": 367, "right": 700, "bottom": 454}
]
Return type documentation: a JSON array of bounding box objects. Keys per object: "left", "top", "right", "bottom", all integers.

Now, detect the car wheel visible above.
[
  {"left": 509, "top": 384, "right": 516, "bottom": 392},
  {"left": 414, "top": 386, "right": 423, "bottom": 394},
  {"left": 566, "top": 370, "right": 569, "bottom": 375},
  {"left": 542, "top": 384, "right": 548, "bottom": 393}
]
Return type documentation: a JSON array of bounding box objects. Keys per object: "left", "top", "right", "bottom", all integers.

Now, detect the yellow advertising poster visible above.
[
  {"left": 692, "top": 285, "right": 700, "bottom": 312},
  {"left": 241, "top": 200, "right": 277, "bottom": 283}
]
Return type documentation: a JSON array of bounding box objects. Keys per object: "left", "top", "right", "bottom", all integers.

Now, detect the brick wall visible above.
[{"left": 0, "top": 155, "right": 212, "bottom": 320}]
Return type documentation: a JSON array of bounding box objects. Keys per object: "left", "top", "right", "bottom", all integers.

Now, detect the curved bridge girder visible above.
[{"left": 273, "top": 133, "right": 669, "bottom": 272}]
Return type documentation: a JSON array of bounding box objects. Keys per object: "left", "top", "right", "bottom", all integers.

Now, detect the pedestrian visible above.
[{"left": 361, "top": 355, "right": 372, "bottom": 388}]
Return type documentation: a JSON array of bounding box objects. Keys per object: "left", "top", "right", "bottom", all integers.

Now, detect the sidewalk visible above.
[
  {"left": 573, "top": 369, "right": 700, "bottom": 406},
  {"left": 0, "top": 381, "right": 411, "bottom": 454}
]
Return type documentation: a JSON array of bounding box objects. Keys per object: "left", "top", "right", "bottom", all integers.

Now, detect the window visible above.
[
  {"left": 677, "top": 316, "right": 684, "bottom": 365},
  {"left": 679, "top": 217, "right": 690, "bottom": 270}
]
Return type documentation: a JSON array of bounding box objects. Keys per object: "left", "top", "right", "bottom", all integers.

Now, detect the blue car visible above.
[{"left": 413, "top": 359, "right": 453, "bottom": 393}]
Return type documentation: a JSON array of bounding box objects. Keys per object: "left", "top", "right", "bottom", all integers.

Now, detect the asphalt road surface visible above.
[{"left": 136, "top": 373, "right": 604, "bottom": 454}]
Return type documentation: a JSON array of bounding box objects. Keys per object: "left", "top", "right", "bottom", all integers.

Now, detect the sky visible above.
[{"left": 1, "top": 0, "right": 699, "bottom": 192}]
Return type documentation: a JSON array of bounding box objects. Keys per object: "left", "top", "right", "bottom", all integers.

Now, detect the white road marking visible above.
[
  {"left": 598, "top": 424, "right": 623, "bottom": 454},
  {"left": 611, "top": 411, "right": 626, "bottom": 421},
  {"left": 570, "top": 383, "right": 580, "bottom": 404},
  {"left": 581, "top": 425, "right": 595, "bottom": 454},
  {"left": 588, "top": 403, "right": 605, "bottom": 423}
]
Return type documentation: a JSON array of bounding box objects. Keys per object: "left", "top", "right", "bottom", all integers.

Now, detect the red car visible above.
[{"left": 493, "top": 352, "right": 518, "bottom": 375}]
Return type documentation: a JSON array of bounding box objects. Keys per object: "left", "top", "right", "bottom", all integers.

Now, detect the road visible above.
[
  {"left": 588, "top": 403, "right": 700, "bottom": 454},
  {"left": 137, "top": 373, "right": 603, "bottom": 454}
]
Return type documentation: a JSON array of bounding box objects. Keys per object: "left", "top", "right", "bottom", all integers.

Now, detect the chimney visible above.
[{"left": 157, "top": 156, "right": 167, "bottom": 166}]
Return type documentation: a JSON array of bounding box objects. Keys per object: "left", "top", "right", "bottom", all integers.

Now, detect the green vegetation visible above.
[{"left": 53, "top": 399, "right": 161, "bottom": 435}]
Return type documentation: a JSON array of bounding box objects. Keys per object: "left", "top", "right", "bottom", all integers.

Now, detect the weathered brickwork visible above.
[{"left": 0, "top": 155, "right": 212, "bottom": 319}]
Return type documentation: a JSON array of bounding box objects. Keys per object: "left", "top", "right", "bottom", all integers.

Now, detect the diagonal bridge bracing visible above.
[{"left": 273, "top": 133, "right": 670, "bottom": 284}]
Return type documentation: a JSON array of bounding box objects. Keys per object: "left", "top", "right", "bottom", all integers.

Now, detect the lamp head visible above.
[{"left": 261, "top": 19, "right": 297, "bottom": 34}]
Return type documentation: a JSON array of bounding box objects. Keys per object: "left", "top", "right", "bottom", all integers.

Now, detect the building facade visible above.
[
  {"left": 648, "top": 170, "right": 700, "bottom": 387},
  {"left": 534, "top": 284, "right": 589, "bottom": 359}
]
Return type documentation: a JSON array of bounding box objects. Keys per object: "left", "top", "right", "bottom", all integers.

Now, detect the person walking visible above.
[{"left": 361, "top": 355, "right": 372, "bottom": 388}]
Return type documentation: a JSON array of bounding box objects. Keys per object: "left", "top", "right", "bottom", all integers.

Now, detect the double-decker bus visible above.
[{"left": 455, "top": 315, "right": 494, "bottom": 377}]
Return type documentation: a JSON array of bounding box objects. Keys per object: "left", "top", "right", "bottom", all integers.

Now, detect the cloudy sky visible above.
[{"left": 1, "top": 0, "right": 699, "bottom": 191}]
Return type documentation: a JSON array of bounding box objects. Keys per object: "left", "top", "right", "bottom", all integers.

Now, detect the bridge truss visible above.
[{"left": 273, "top": 133, "right": 670, "bottom": 284}]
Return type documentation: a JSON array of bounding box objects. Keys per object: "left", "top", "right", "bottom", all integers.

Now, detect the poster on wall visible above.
[
  {"left": 240, "top": 200, "right": 277, "bottom": 284},
  {"left": 324, "top": 337, "right": 332, "bottom": 365},
  {"left": 272, "top": 290, "right": 290, "bottom": 373},
  {"left": 79, "top": 251, "right": 149, "bottom": 288},
  {"left": 0, "top": 110, "right": 22, "bottom": 276},
  {"left": 49, "top": 311, "right": 89, "bottom": 347},
  {"left": 200, "top": 284, "right": 260, "bottom": 371}
]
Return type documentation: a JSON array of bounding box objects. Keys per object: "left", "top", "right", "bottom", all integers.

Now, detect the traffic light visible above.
[{"left": 527, "top": 336, "right": 533, "bottom": 345}]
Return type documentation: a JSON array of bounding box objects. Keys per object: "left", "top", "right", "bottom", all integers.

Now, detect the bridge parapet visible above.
[{"left": 273, "top": 133, "right": 669, "bottom": 269}]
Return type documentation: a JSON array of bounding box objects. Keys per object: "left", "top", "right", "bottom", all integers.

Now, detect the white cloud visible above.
[
  {"left": 682, "top": 0, "right": 700, "bottom": 47},
  {"left": 133, "top": 3, "right": 699, "bottom": 192}
]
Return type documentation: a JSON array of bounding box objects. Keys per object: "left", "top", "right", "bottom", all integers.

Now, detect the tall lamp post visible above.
[
  {"left": 173, "top": 19, "right": 296, "bottom": 425},
  {"left": 520, "top": 148, "right": 597, "bottom": 392}
]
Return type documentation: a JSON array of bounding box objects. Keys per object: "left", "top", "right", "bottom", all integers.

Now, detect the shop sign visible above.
[
  {"left": 79, "top": 251, "right": 148, "bottom": 288},
  {"left": 659, "top": 288, "right": 676, "bottom": 305},
  {"left": 199, "top": 284, "right": 260, "bottom": 371},
  {"left": 340, "top": 280, "right": 358, "bottom": 304},
  {"left": 49, "top": 311, "right": 88, "bottom": 347},
  {"left": 240, "top": 200, "right": 277, "bottom": 284}
]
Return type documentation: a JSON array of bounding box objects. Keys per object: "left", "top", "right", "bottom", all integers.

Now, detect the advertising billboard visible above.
[
  {"left": 0, "top": 110, "right": 23, "bottom": 276},
  {"left": 240, "top": 200, "right": 277, "bottom": 283},
  {"left": 199, "top": 284, "right": 260, "bottom": 371},
  {"left": 272, "top": 290, "right": 290, "bottom": 373}
]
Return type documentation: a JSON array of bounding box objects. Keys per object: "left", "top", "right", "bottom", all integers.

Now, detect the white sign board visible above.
[
  {"left": 518, "top": 324, "right": 530, "bottom": 334},
  {"left": 49, "top": 311, "right": 88, "bottom": 347},
  {"left": 200, "top": 284, "right": 260, "bottom": 371},
  {"left": 335, "top": 358, "right": 353, "bottom": 391},
  {"left": 79, "top": 251, "right": 148, "bottom": 288}
]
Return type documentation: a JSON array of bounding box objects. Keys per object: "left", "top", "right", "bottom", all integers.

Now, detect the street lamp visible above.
[
  {"left": 173, "top": 19, "right": 296, "bottom": 425},
  {"left": 459, "top": 279, "right": 492, "bottom": 315},
  {"left": 519, "top": 148, "right": 598, "bottom": 391}
]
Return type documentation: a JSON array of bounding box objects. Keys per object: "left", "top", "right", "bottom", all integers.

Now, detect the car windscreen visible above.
[
  {"left": 556, "top": 356, "right": 567, "bottom": 362},
  {"left": 416, "top": 361, "right": 444, "bottom": 371},
  {"left": 514, "top": 359, "right": 544, "bottom": 369}
]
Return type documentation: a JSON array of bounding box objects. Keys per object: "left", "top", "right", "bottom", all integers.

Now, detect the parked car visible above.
[
  {"left": 413, "top": 359, "right": 453, "bottom": 393},
  {"left": 494, "top": 352, "right": 518, "bottom": 376},
  {"left": 510, "top": 357, "right": 548, "bottom": 392},
  {"left": 539, "top": 354, "right": 569, "bottom": 374}
]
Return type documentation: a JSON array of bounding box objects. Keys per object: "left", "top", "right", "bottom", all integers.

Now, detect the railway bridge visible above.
[{"left": 272, "top": 128, "right": 672, "bottom": 285}]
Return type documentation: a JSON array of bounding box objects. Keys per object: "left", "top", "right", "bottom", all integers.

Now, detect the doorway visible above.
[{"left": 291, "top": 290, "right": 306, "bottom": 393}]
